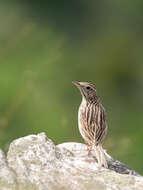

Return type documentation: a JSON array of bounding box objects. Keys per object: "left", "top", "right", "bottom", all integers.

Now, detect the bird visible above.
[{"left": 72, "top": 81, "right": 108, "bottom": 168}]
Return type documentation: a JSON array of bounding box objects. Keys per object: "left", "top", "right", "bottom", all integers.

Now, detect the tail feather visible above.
[{"left": 96, "top": 145, "right": 108, "bottom": 168}]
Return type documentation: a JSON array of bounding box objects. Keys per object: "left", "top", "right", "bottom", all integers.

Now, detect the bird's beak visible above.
[{"left": 72, "top": 81, "right": 81, "bottom": 88}]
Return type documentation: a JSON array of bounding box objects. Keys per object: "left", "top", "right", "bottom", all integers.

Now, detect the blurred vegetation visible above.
[{"left": 0, "top": 0, "right": 143, "bottom": 174}]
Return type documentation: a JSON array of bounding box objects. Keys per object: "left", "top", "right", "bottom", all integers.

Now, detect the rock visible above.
[
  {"left": 0, "top": 132, "right": 142, "bottom": 190},
  {"left": 0, "top": 149, "right": 17, "bottom": 190}
]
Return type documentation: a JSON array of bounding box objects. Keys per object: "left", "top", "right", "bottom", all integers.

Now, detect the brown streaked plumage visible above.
[{"left": 72, "top": 81, "right": 108, "bottom": 168}]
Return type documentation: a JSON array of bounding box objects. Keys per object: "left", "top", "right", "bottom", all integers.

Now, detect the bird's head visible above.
[{"left": 72, "top": 81, "right": 99, "bottom": 102}]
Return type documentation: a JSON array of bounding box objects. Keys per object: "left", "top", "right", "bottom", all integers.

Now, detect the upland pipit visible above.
[{"left": 72, "top": 81, "right": 108, "bottom": 168}]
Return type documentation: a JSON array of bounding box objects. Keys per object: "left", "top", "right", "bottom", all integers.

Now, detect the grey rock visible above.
[
  {"left": 0, "top": 132, "right": 142, "bottom": 190},
  {"left": 0, "top": 149, "right": 17, "bottom": 190}
]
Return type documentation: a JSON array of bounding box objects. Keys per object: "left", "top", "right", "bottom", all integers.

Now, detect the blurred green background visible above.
[{"left": 0, "top": 0, "right": 143, "bottom": 174}]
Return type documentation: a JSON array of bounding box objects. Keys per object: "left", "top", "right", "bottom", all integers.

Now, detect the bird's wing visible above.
[{"left": 94, "top": 103, "right": 107, "bottom": 145}]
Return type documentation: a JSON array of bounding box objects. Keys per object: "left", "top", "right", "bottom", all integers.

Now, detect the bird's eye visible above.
[{"left": 86, "top": 86, "right": 91, "bottom": 90}]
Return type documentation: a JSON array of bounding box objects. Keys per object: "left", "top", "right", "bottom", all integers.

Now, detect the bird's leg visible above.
[{"left": 86, "top": 144, "right": 93, "bottom": 156}]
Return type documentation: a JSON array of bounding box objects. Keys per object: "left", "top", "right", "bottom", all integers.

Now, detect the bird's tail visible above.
[{"left": 96, "top": 144, "right": 108, "bottom": 168}]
